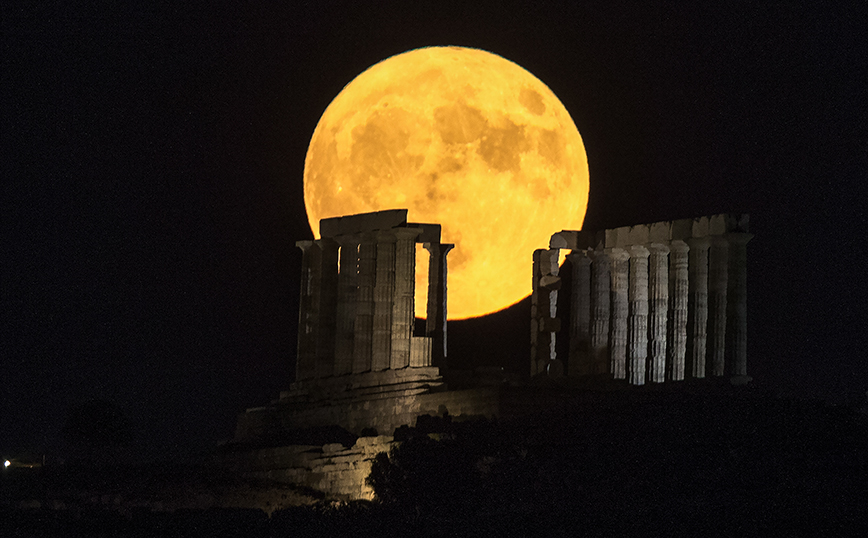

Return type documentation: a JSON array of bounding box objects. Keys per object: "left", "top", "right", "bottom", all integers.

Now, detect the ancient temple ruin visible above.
[{"left": 531, "top": 213, "right": 752, "bottom": 385}]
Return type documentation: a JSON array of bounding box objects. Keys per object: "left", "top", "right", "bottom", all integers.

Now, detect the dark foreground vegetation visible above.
[{"left": 3, "top": 387, "right": 867, "bottom": 537}]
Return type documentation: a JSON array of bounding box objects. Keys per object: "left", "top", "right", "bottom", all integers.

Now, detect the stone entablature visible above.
[{"left": 533, "top": 213, "right": 752, "bottom": 385}]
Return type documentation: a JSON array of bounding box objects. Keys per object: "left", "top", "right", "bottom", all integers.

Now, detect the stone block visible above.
[
  {"left": 708, "top": 214, "right": 728, "bottom": 235},
  {"left": 627, "top": 224, "right": 650, "bottom": 245},
  {"left": 320, "top": 209, "right": 408, "bottom": 238},
  {"left": 692, "top": 216, "right": 710, "bottom": 238},
  {"left": 649, "top": 222, "right": 670, "bottom": 243},
  {"left": 670, "top": 218, "right": 694, "bottom": 240}
]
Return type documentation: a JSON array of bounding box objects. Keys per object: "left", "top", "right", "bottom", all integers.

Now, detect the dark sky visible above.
[{"left": 2, "top": 1, "right": 865, "bottom": 460}]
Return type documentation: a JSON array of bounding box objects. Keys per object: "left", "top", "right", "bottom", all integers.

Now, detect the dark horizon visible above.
[{"left": 3, "top": 1, "right": 865, "bottom": 461}]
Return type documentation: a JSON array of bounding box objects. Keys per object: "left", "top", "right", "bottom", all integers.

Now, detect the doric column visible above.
[
  {"left": 726, "top": 232, "right": 753, "bottom": 378},
  {"left": 708, "top": 236, "right": 729, "bottom": 376},
  {"left": 567, "top": 250, "right": 592, "bottom": 376},
  {"left": 315, "top": 238, "right": 339, "bottom": 379},
  {"left": 334, "top": 235, "right": 359, "bottom": 377},
  {"left": 647, "top": 243, "right": 670, "bottom": 383},
  {"left": 627, "top": 245, "right": 650, "bottom": 385},
  {"left": 423, "top": 242, "right": 453, "bottom": 368},
  {"left": 352, "top": 233, "right": 376, "bottom": 373},
  {"left": 295, "top": 240, "right": 319, "bottom": 381},
  {"left": 589, "top": 249, "right": 611, "bottom": 375},
  {"left": 391, "top": 228, "right": 422, "bottom": 370},
  {"left": 531, "top": 249, "right": 561, "bottom": 376},
  {"left": 608, "top": 248, "right": 630, "bottom": 380},
  {"left": 685, "top": 237, "right": 709, "bottom": 378},
  {"left": 371, "top": 231, "right": 396, "bottom": 371},
  {"left": 667, "top": 240, "right": 690, "bottom": 381}
]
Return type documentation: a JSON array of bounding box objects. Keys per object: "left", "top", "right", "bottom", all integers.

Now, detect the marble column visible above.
[
  {"left": 567, "top": 250, "right": 592, "bottom": 376},
  {"left": 531, "top": 249, "right": 561, "bottom": 376},
  {"left": 315, "top": 238, "right": 339, "bottom": 379},
  {"left": 685, "top": 237, "right": 709, "bottom": 378},
  {"left": 627, "top": 246, "right": 650, "bottom": 385},
  {"left": 647, "top": 243, "right": 670, "bottom": 383},
  {"left": 352, "top": 233, "right": 376, "bottom": 373},
  {"left": 334, "top": 235, "right": 359, "bottom": 377},
  {"left": 371, "top": 231, "right": 396, "bottom": 371},
  {"left": 707, "top": 236, "right": 729, "bottom": 376},
  {"left": 608, "top": 248, "right": 630, "bottom": 380},
  {"left": 589, "top": 249, "right": 611, "bottom": 375},
  {"left": 391, "top": 228, "right": 422, "bottom": 370},
  {"left": 295, "top": 240, "right": 319, "bottom": 381},
  {"left": 667, "top": 240, "right": 690, "bottom": 381},
  {"left": 726, "top": 232, "right": 753, "bottom": 377},
  {"left": 423, "top": 242, "right": 453, "bottom": 368}
]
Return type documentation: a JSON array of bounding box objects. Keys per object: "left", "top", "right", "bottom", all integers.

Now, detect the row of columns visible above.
[
  {"left": 534, "top": 217, "right": 752, "bottom": 385},
  {"left": 296, "top": 227, "right": 452, "bottom": 382}
]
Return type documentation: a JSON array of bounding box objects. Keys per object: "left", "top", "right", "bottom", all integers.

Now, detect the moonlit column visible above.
[
  {"left": 567, "top": 250, "right": 592, "bottom": 376},
  {"left": 686, "top": 237, "right": 709, "bottom": 378},
  {"left": 725, "top": 232, "right": 753, "bottom": 378},
  {"left": 334, "top": 235, "right": 359, "bottom": 377},
  {"left": 589, "top": 249, "right": 611, "bottom": 375},
  {"left": 667, "top": 240, "right": 689, "bottom": 381},
  {"left": 424, "top": 242, "right": 453, "bottom": 368},
  {"left": 315, "top": 238, "right": 339, "bottom": 379},
  {"left": 352, "top": 233, "right": 376, "bottom": 373},
  {"left": 707, "top": 236, "right": 729, "bottom": 377},
  {"left": 608, "top": 248, "right": 630, "bottom": 380},
  {"left": 627, "top": 245, "right": 650, "bottom": 385},
  {"left": 647, "top": 243, "right": 670, "bottom": 383},
  {"left": 371, "top": 231, "right": 396, "bottom": 371},
  {"left": 531, "top": 249, "right": 561, "bottom": 376},
  {"left": 391, "top": 228, "right": 422, "bottom": 370},
  {"left": 295, "top": 240, "right": 320, "bottom": 381}
]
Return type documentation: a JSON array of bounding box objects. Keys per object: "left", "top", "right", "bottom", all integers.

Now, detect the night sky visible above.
[{"left": 3, "top": 1, "right": 865, "bottom": 461}]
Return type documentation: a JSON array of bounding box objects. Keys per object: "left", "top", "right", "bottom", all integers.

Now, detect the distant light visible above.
[{"left": 3, "top": 460, "right": 9, "bottom": 468}]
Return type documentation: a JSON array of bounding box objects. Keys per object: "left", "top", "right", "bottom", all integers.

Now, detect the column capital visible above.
[
  {"left": 685, "top": 236, "right": 710, "bottom": 249},
  {"left": 567, "top": 250, "right": 592, "bottom": 266},
  {"left": 627, "top": 244, "right": 650, "bottom": 258},
  {"left": 669, "top": 239, "right": 690, "bottom": 254},
  {"left": 606, "top": 247, "right": 630, "bottom": 262},
  {"left": 725, "top": 232, "right": 754, "bottom": 245},
  {"left": 647, "top": 242, "right": 670, "bottom": 255},
  {"left": 393, "top": 227, "right": 423, "bottom": 241}
]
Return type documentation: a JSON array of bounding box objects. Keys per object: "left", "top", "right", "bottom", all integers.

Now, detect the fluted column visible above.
[
  {"left": 531, "top": 249, "right": 561, "bottom": 376},
  {"left": 371, "top": 231, "right": 396, "bottom": 371},
  {"left": 726, "top": 232, "right": 753, "bottom": 378},
  {"left": 708, "top": 236, "right": 729, "bottom": 376},
  {"left": 589, "top": 249, "right": 611, "bottom": 375},
  {"left": 391, "top": 228, "right": 422, "bottom": 370},
  {"left": 667, "top": 240, "right": 689, "bottom": 381},
  {"left": 423, "top": 242, "right": 453, "bottom": 368},
  {"left": 686, "top": 237, "right": 709, "bottom": 378},
  {"left": 334, "top": 235, "right": 359, "bottom": 377},
  {"left": 352, "top": 233, "right": 376, "bottom": 373},
  {"left": 567, "top": 250, "right": 592, "bottom": 376},
  {"left": 627, "top": 246, "right": 650, "bottom": 385},
  {"left": 647, "top": 243, "right": 670, "bottom": 383},
  {"left": 315, "top": 238, "right": 339, "bottom": 379},
  {"left": 295, "top": 240, "right": 319, "bottom": 381},
  {"left": 608, "top": 248, "right": 630, "bottom": 380}
]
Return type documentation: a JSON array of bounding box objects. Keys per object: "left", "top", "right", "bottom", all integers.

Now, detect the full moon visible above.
[{"left": 304, "top": 46, "right": 589, "bottom": 320}]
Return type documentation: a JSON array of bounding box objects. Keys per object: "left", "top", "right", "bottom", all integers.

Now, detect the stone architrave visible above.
[
  {"left": 423, "top": 242, "right": 453, "bottom": 368},
  {"left": 667, "top": 240, "right": 689, "bottom": 381},
  {"left": 352, "top": 234, "right": 377, "bottom": 373},
  {"left": 567, "top": 250, "right": 592, "bottom": 376},
  {"left": 627, "top": 245, "right": 650, "bottom": 385},
  {"left": 647, "top": 243, "right": 670, "bottom": 383},
  {"left": 608, "top": 248, "right": 630, "bottom": 380},
  {"left": 707, "top": 236, "right": 729, "bottom": 376},
  {"left": 685, "top": 237, "right": 709, "bottom": 378},
  {"left": 334, "top": 235, "right": 359, "bottom": 376},
  {"left": 589, "top": 249, "right": 611, "bottom": 375},
  {"left": 295, "top": 240, "right": 320, "bottom": 381},
  {"left": 726, "top": 232, "right": 753, "bottom": 378},
  {"left": 391, "top": 228, "right": 422, "bottom": 370},
  {"left": 315, "top": 238, "right": 339, "bottom": 379},
  {"left": 371, "top": 231, "right": 396, "bottom": 371}
]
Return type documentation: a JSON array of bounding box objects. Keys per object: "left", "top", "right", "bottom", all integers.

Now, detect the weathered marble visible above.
[
  {"left": 390, "top": 228, "right": 422, "bottom": 370},
  {"left": 609, "top": 248, "right": 630, "bottom": 380},
  {"left": 708, "top": 236, "right": 729, "bottom": 376},
  {"left": 667, "top": 240, "right": 689, "bottom": 381},
  {"left": 334, "top": 236, "right": 359, "bottom": 376},
  {"left": 647, "top": 243, "right": 670, "bottom": 383},
  {"left": 627, "top": 245, "right": 650, "bottom": 385},
  {"left": 567, "top": 250, "right": 592, "bottom": 376},
  {"left": 352, "top": 234, "right": 376, "bottom": 374},
  {"left": 686, "top": 236, "right": 709, "bottom": 378},
  {"left": 726, "top": 232, "right": 753, "bottom": 378},
  {"left": 589, "top": 249, "right": 611, "bottom": 375}
]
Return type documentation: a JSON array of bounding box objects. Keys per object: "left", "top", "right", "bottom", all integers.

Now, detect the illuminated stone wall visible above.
[{"left": 534, "top": 213, "right": 752, "bottom": 385}]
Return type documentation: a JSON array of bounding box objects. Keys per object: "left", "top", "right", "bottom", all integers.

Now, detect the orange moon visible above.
[{"left": 304, "top": 46, "right": 589, "bottom": 320}]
